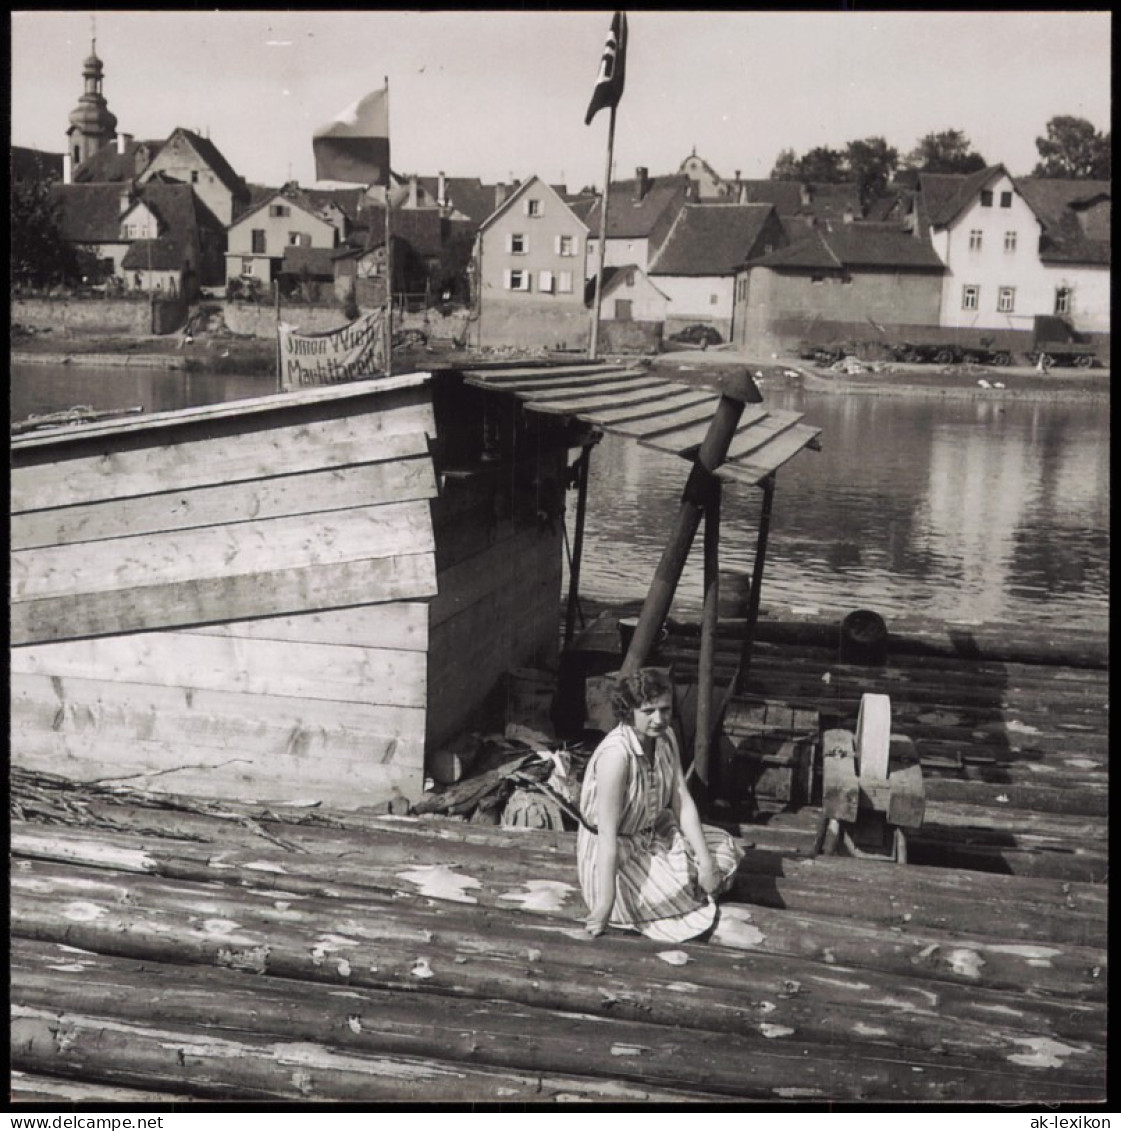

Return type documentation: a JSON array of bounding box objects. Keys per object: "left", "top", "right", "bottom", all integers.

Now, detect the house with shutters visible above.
[
  {"left": 473, "top": 175, "right": 589, "bottom": 351},
  {"left": 909, "top": 165, "right": 1111, "bottom": 342},
  {"left": 225, "top": 189, "right": 339, "bottom": 288},
  {"left": 647, "top": 202, "right": 787, "bottom": 342}
]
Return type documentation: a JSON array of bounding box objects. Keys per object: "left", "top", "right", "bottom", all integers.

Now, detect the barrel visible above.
[{"left": 839, "top": 609, "right": 889, "bottom": 666}]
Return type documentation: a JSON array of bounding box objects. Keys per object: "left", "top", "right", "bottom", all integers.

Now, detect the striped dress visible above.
[{"left": 576, "top": 723, "right": 744, "bottom": 942}]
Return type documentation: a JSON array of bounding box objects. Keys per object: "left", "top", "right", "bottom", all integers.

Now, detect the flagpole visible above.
[
  {"left": 383, "top": 76, "right": 393, "bottom": 377},
  {"left": 588, "top": 103, "right": 616, "bottom": 361}
]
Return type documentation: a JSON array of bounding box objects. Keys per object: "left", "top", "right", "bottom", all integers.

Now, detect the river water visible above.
[{"left": 11, "top": 363, "right": 1110, "bottom": 633}]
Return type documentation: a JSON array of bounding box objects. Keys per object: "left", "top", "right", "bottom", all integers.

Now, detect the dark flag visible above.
[
  {"left": 584, "top": 11, "right": 628, "bottom": 125},
  {"left": 313, "top": 87, "right": 391, "bottom": 186}
]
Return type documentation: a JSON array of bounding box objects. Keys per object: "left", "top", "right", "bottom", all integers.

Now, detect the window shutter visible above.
[
  {"left": 540, "top": 270, "right": 553, "bottom": 293},
  {"left": 505, "top": 233, "right": 513, "bottom": 254},
  {"left": 555, "top": 235, "right": 562, "bottom": 255},
  {"left": 558, "top": 270, "right": 572, "bottom": 294},
  {"left": 521, "top": 272, "right": 531, "bottom": 293},
  {"left": 504, "top": 268, "right": 512, "bottom": 290},
  {"left": 571, "top": 237, "right": 579, "bottom": 256}
]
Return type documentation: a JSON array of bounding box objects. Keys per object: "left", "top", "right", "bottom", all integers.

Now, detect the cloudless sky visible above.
[{"left": 10, "top": 10, "right": 1112, "bottom": 191}]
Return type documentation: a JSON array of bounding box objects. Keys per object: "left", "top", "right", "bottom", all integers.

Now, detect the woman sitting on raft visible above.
[{"left": 577, "top": 668, "right": 744, "bottom": 942}]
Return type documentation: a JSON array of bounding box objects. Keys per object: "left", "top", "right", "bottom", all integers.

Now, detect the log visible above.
[
  {"left": 11, "top": 1004, "right": 713, "bottom": 1104},
  {"left": 11, "top": 815, "right": 1106, "bottom": 947},
  {"left": 9, "top": 1070, "right": 199, "bottom": 1104},
  {"left": 11, "top": 859, "right": 1107, "bottom": 1045},
  {"left": 10, "top": 938, "right": 1103, "bottom": 1103}
]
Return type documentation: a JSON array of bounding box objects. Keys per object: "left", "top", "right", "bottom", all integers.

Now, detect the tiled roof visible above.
[
  {"left": 11, "top": 146, "right": 64, "bottom": 184},
  {"left": 302, "top": 186, "right": 367, "bottom": 223},
  {"left": 415, "top": 176, "right": 498, "bottom": 226},
  {"left": 649, "top": 203, "right": 776, "bottom": 276},
  {"left": 745, "top": 221, "right": 944, "bottom": 271},
  {"left": 121, "top": 237, "right": 184, "bottom": 271},
  {"left": 737, "top": 179, "right": 862, "bottom": 219},
  {"left": 51, "top": 183, "right": 130, "bottom": 241},
  {"left": 918, "top": 165, "right": 1006, "bottom": 228},
  {"left": 280, "top": 246, "right": 337, "bottom": 277},
  {"left": 585, "top": 174, "right": 690, "bottom": 239},
  {"left": 139, "top": 181, "right": 225, "bottom": 239},
  {"left": 72, "top": 140, "right": 162, "bottom": 184},
  {"left": 1017, "top": 177, "right": 1111, "bottom": 266}
]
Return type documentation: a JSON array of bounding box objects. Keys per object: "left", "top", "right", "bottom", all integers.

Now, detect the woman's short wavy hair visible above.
[{"left": 610, "top": 667, "right": 674, "bottom": 723}]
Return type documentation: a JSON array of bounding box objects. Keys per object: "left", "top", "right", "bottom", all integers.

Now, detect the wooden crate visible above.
[{"left": 721, "top": 698, "right": 820, "bottom": 809}]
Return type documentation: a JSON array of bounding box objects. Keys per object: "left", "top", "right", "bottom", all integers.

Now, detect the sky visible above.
[{"left": 10, "top": 9, "right": 1113, "bottom": 192}]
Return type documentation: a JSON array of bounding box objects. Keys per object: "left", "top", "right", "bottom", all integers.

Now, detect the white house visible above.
[
  {"left": 913, "top": 166, "right": 1110, "bottom": 336},
  {"left": 226, "top": 190, "right": 338, "bottom": 287}
]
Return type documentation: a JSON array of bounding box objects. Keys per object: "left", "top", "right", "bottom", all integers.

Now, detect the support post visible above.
[
  {"left": 588, "top": 104, "right": 616, "bottom": 361},
  {"left": 383, "top": 75, "right": 393, "bottom": 378},
  {"left": 693, "top": 477, "right": 721, "bottom": 792},
  {"left": 563, "top": 443, "right": 593, "bottom": 648},
  {"left": 274, "top": 280, "right": 282, "bottom": 393},
  {"left": 733, "top": 473, "right": 776, "bottom": 696},
  {"left": 620, "top": 369, "right": 762, "bottom": 676}
]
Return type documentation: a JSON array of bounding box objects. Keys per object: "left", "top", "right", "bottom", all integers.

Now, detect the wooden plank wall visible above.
[
  {"left": 424, "top": 384, "right": 570, "bottom": 753},
  {"left": 11, "top": 381, "right": 439, "bottom": 809}
]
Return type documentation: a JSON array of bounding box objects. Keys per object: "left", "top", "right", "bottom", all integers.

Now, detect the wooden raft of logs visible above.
[{"left": 8, "top": 767, "right": 1107, "bottom": 1104}]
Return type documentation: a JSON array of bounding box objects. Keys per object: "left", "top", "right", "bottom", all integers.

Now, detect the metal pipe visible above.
[{"left": 563, "top": 443, "right": 593, "bottom": 648}]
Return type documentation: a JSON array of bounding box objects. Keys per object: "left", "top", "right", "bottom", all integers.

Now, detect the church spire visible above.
[{"left": 67, "top": 33, "right": 118, "bottom": 169}]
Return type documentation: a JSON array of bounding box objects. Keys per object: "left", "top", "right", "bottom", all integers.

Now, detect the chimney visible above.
[
  {"left": 63, "top": 154, "right": 72, "bottom": 185},
  {"left": 408, "top": 174, "right": 418, "bottom": 208},
  {"left": 494, "top": 181, "right": 507, "bottom": 209},
  {"left": 437, "top": 171, "right": 446, "bottom": 207},
  {"left": 119, "top": 188, "right": 132, "bottom": 219},
  {"left": 634, "top": 166, "right": 649, "bottom": 203},
  {"left": 116, "top": 133, "right": 126, "bottom": 155}
]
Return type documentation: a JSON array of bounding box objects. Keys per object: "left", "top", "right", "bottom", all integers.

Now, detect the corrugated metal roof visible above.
[{"left": 463, "top": 363, "right": 820, "bottom": 486}]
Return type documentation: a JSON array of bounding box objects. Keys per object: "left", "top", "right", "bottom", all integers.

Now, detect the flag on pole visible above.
[
  {"left": 584, "top": 11, "right": 628, "bottom": 125},
  {"left": 313, "top": 87, "right": 391, "bottom": 186}
]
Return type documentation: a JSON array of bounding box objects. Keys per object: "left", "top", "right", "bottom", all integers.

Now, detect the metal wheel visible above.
[
  {"left": 1076, "top": 354, "right": 1095, "bottom": 369},
  {"left": 934, "top": 349, "right": 954, "bottom": 365},
  {"left": 992, "top": 351, "right": 1011, "bottom": 367}
]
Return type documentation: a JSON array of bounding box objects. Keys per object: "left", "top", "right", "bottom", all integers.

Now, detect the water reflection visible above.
[{"left": 575, "top": 386, "right": 1109, "bottom": 632}]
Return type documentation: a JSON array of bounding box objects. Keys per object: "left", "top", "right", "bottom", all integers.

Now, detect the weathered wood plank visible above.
[
  {"left": 9, "top": 1069, "right": 199, "bottom": 1104},
  {"left": 12, "top": 458, "right": 438, "bottom": 551},
  {"left": 720, "top": 423, "right": 822, "bottom": 483},
  {"left": 12, "top": 413, "right": 432, "bottom": 514},
  {"left": 585, "top": 388, "right": 714, "bottom": 427},
  {"left": 11, "top": 552, "right": 438, "bottom": 645},
  {"left": 13, "top": 500, "right": 435, "bottom": 602},
  {"left": 13, "top": 631, "right": 428, "bottom": 707},
  {"left": 187, "top": 602, "right": 430, "bottom": 652}
]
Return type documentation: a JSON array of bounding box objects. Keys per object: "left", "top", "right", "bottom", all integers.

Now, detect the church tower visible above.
[{"left": 67, "top": 38, "right": 118, "bottom": 167}]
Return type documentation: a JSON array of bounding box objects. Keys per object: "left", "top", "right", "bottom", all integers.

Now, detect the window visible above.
[
  {"left": 969, "top": 229, "right": 983, "bottom": 251},
  {"left": 538, "top": 269, "right": 554, "bottom": 294},
  {"left": 997, "top": 286, "right": 1015, "bottom": 313},
  {"left": 190, "top": 170, "right": 200, "bottom": 184},
  {"left": 1004, "top": 231, "right": 1017, "bottom": 252},
  {"left": 710, "top": 294, "right": 719, "bottom": 305},
  {"left": 269, "top": 204, "right": 290, "bottom": 218},
  {"left": 980, "top": 190, "right": 993, "bottom": 207},
  {"left": 615, "top": 299, "right": 633, "bottom": 321},
  {"left": 241, "top": 257, "right": 256, "bottom": 275},
  {"left": 504, "top": 268, "right": 530, "bottom": 291},
  {"left": 1055, "top": 287, "right": 1071, "bottom": 316},
  {"left": 508, "top": 232, "right": 527, "bottom": 255},
  {"left": 1000, "top": 191, "right": 1012, "bottom": 208},
  {"left": 811, "top": 274, "right": 825, "bottom": 285},
  {"left": 962, "top": 284, "right": 979, "bottom": 310},
  {"left": 251, "top": 229, "right": 266, "bottom": 254},
  {"left": 525, "top": 198, "right": 543, "bottom": 217},
  {"left": 557, "top": 270, "right": 573, "bottom": 294},
  {"left": 555, "top": 234, "right": 576, "bottom": 257},
  {"left": 625, "top": 270, "right": 636, "bottom": 287}
]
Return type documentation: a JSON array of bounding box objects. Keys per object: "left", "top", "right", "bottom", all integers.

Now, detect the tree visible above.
[
  {"left": 845, "top": 136, "right": 900, "bottom": 209},
  {"left": 10, "top": 179, "right": 77, "bottom": 288},
  {"left": 1032, "top": 115, "right": 1111, "bottom": 179},
  {"left": 904, "top": 129, "right": 987, "bottom": 174},
  {"left": 769, "top": 148, "right": 801, "bottom": 181}
]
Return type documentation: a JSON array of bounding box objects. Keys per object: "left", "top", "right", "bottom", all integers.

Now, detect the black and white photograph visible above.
[{"left": 8, "top": 8, "right": 1109, "bottom": 1113}]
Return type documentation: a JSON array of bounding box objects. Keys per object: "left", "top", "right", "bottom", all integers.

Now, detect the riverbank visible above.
[{"left": 11, "top": 328, "right": 1111, "bottom": 397}]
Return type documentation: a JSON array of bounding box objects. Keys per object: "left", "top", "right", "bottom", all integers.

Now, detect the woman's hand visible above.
[{"left": 697, "top": 858, "right": 723, "bottom": 896}]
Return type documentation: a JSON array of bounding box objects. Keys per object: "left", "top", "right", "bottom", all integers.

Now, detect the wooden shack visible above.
[{"left": 11, "top": 361, "right": 820, "bottom": 810}]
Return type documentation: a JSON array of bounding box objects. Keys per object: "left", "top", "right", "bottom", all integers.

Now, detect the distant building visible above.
[
  {"left": 137, "top": 128, "right": 250, "bottom": 227},
  {"left": 648, "top": 202, "right": 787, "bottom": 341},
  {"left": 473, "top": 174, "right": 590, "bottom": 351},
  {"left": 225, "top": 189, "right": 339, "bottom": 288},
  {"left": 584, "top": 167, "right": 691, "bottom": 276},
  {"left": 10, "top": 146, "right": 64, "bottom": 188}
]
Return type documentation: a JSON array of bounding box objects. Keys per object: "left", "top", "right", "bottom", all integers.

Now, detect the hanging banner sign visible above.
[{"left": 278, "top": 308, "right": 388, "bottom": 390}]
